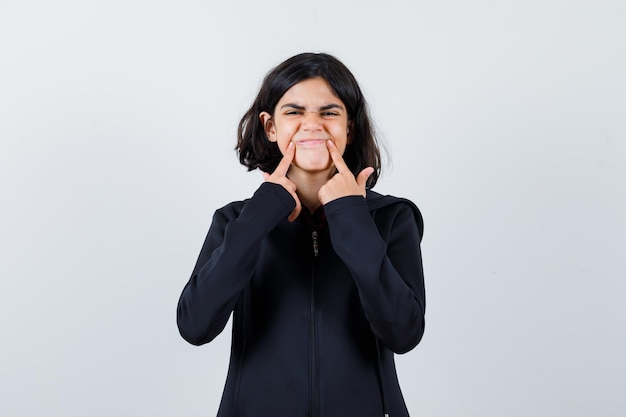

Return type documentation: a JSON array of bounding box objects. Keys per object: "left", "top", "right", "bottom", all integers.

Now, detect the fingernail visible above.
[
  {"left": 327, "top": 140, "right": 334, "bottom": 147},
  {"left": 288, "top": 142, "right": 294, "bottom": 149}
]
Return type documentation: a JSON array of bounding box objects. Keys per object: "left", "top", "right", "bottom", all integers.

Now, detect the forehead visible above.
[{"left": 278, "top": 77, "right": 343, "bottom": 106}]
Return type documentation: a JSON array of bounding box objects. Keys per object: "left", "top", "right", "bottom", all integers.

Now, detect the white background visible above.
[{"left": 1, "top": 1, "right": 625, "bottom": 416}]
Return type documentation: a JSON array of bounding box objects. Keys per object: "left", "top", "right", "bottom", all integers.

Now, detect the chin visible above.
[{"left": 294, "top": 156, "right": 332, "bottom": 173}]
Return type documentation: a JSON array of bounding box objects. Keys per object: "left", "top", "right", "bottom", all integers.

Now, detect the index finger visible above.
[
  {"left": 274, "top": 141, "right": 295, "bottom": 176},
  {"left": 326, "top": 140, "right": 349, "bottom": 173}
]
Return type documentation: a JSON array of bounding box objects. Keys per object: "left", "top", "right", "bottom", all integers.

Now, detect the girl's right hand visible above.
[{"left": 263, "top": 141, "right": 301, "bottom": 222}]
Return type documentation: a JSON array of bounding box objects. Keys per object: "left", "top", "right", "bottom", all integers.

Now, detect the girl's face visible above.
[{"left": 260, "top": 77, "right": 351, "bottom": 175}]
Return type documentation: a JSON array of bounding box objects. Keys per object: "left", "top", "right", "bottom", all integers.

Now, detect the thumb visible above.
[{"left": 356, "top": 167, "right": 375, "bottom": 189}]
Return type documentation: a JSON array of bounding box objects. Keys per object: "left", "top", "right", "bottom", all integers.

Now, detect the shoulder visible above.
[
  {"left": 365, "top": 190, "right": 424, "bottom": 239},
  {"left": 212, "top": 199, "right": 247, "bottom": 225},
  {"left": 215, "top": 183, "right": 293, "bottom": 217}
]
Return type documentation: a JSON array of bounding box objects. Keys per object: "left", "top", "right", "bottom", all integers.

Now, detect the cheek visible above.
[
  {"left": 333, "top": 130, "right": 349, "bottom": 150},
  {"left": 277, "top": 129, "right": 296, "bottom": 151}
]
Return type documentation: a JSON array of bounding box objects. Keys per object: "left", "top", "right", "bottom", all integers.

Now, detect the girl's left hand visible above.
[{"left": 318, "top": 140, "right": 374, "bottom": 205}]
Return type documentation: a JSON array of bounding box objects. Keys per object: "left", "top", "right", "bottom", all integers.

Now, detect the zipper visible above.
[
  {"left": 312, "top": 231, "right": 319, "bottom": 257},
  {"left": 310, "top": 230, "right": 319, "bottom": 416}
]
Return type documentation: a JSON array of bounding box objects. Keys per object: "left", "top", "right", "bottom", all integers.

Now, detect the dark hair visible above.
[{"left": 236, "top": 52, "right": 382, "bottom": 189}]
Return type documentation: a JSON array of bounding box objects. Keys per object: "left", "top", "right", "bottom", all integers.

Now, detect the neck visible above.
[{"left": 287, "top": 166, "right": 334, "bottom": 214}]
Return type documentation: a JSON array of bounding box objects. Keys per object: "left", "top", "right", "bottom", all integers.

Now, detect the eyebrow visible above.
[{"left": 280, "top": 103, "right": 344, "bottom": 111}]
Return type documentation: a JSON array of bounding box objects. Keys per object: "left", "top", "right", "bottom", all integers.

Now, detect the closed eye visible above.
[{"left": 279, "top": 103, "right": 345, "bottom": 118}]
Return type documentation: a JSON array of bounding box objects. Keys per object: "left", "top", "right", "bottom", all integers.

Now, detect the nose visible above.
[{"left": 301, "top": 112, "right": 323, "bottom": 132}]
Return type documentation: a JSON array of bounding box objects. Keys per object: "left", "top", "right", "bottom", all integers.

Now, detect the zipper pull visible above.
[{"left": 312, "top": 231, "right": 319, "bottom": 257}]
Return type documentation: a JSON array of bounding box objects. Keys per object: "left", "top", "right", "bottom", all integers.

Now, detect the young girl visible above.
[{"left": 177, "top": 53, "right": 425, "bottom": 417}]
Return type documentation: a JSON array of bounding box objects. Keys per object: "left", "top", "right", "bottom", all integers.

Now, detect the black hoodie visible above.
[{"left": 177, "top": 182, "right": 425, "bottom": 417}]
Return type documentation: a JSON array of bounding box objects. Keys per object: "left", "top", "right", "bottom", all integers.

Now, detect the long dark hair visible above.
[{"left": 236, "top": 52, "right": 382, "bottom": 189}]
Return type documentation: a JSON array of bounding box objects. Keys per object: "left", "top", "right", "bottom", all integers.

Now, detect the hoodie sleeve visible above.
[
  {"left": 324, "top": 195, "right": 425, "bottom": 354},
  {"left": 176, "top": 182, "right": 296, "bottom": 346}
]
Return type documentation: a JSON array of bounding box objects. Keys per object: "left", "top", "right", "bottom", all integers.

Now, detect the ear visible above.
[
  {"left": 347, "top": 121, "right": 354, "bottom": 144},
  {"left": 259, "top": 111, "right": 276, "bottom": 142}
]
